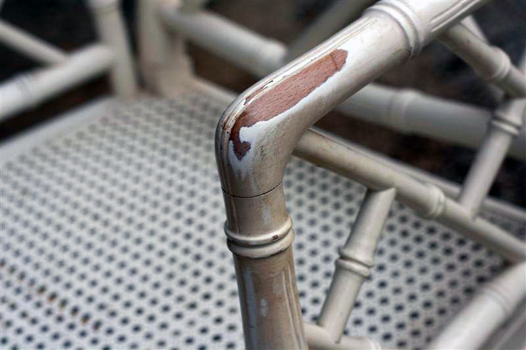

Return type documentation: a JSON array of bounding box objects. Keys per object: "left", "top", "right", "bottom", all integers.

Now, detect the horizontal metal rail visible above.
[
  {"left": 304, "top": 323, "right": 383, "bottom": 350},
  {"left": 318, "top": 128, "right": 526, "bottom": 223},
  {"left": 161, "top": 8, "right": 286, "bottom": 77},
  {"left": 337, "top": 84, "right": 526, "bottom": 160},
  {"left": 195, "top": 76, "right": 526, "bottom": 223},
  {"left": 216, "top": 1, "right": 492, "bottom": 348},
  {"left": 285, "top": 0, "right": 375, "bottom": 61},
  {"left": 295, "top": 130, "right": 526, "bottom": 263},
  {"left": 0, "top": 45, "right": 114, "bottom": 120},
  {"left": 0, "top": 20, "right": 68, "bottom": 65},
  {"left": 162, "top": 3, "right": 526, "bottom": 159},
  {"left": 0, "top": 0, "right": 136, "bottom": 120}
]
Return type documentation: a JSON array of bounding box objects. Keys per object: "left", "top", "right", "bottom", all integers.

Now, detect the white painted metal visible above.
[
  {"left": 458, "top": 99, "right": 525, "bottom": 216},
  {"left": 318, "top": 128, "right": 526, "bottom": 223},
  {"left": 440, "top": 22, "right": 526, "bottom": 97},
  {"left": 137, "top": 0, "right": 173, "bottom": 91},
  {"left": 137, "top": 0, "right": 193, "bottom": 94},
  {"left": 217, "top": 0, "right": 492, "bottom": 198},
  {"left": 318, "top": 189, "right": 396, "bottom": 342},
  {"left": 460, "top": 16, "right": 506, "bottom": 101},
  {"left": 336, "top": 84, "right": 526, "bottom": 160},
  {"left": 427, "top": 262, "right": 526, "bottom": 350},
  {"left": 457, "top": 54, "right": 526, "bottom": 215},
  {"left": 140, "top": 75, "right": 526, "bottom": 223},
  {"left": 1, "top": 0, "right": 525, "bottom": 349},
  {"left": 295, "top": 130, "right": 526, "bottom": 263},
  {"left": 1, "top": 87, "right": 524, "bottom": 350},
  {"left": 215, "top": 1, "right": 507, "bottom": 347},
  {"left": 304, "top": 323, "right": 382, "bottom": 350},
  {"left": 87, "top": 0, "right": 137, "bottom": 98},
  {"left": 2, "top": 91, "right": 524, "bottom": 350},
  {"left": 155, "top": 0, "right": 526, "bottom": 161},
  {"left": 0, "top": 45, "right": 114, "bottom": 120},
  {"left": 160, "top": 1, "right": 526, "bottom": 160},
  {"left": 461, "top": 15, "right": 486, "bottom": 41},
  {"left": 161, "top": 7, "right": 286, "bottom": 77},
  {"left": 286, "top": 0, "right": 375, "bottom": 61},
  {"left": 0, "top": 97, "right": 117, "bottom": 165},
  {"left": 0, "top": 20, "right": 68, "bottom": 65},
  {"left": 483, "top": 303, "right": 526, "bottom": 350}
]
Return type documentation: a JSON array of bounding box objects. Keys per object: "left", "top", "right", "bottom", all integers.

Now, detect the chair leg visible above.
[{"left": 223, "top": 184, "right": 307, "bottom": 350}]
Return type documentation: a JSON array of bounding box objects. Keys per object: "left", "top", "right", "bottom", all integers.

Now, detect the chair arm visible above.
[
  {"left": 214, "top": 1, "right": 490, "bottom": 349},
  {"left": 216, "top": 0, "right": 490, "bottom": 199}
]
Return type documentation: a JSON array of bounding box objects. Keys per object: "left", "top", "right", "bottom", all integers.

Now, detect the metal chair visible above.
[{"left": 1, "top": 1, "right": 525, "bottom": 349}]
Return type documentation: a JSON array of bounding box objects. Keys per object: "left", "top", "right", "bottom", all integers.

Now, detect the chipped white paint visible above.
[
  {"left": 227, "top": 110, "right": 289, "bottom": 180},
  {"left": 214, "top": 1, "right": 518, "bottom": 349},
  {"left": 0, "top": 45, "right": 114, "bottom": 121}
]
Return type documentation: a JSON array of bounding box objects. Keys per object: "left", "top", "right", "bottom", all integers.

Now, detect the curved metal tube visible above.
[
  {"left": 215, "top": 1, "right": 489, "bottom": 348},
  {"left": 0, "top": 20, "right": 68, "bottom": 65},
  {"left": 216, "top": 0, "right": 489, "bottom": 198}
]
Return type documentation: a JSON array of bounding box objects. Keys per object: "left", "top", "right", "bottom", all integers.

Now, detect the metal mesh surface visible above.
[{"left": 1, "top": 94, "right": 524, "bottom": 350}]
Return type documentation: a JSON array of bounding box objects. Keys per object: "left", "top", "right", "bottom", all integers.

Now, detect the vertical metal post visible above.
[
  {"left": 317, "top": 188, "right": 395, "bottom": 342},
  {"left": 440, "top": 23, "right": 526, "bottom": 97},
  {"left": 88, "top": 0, "right": 137, "bottom": 98},
  {"left": 222, "top": 184, "right": 307, "bottom": 350},
  {"left": 215, "top": 1, "right": 496, "bottom": 348},
  {"left": 458, "top": 98, "right": 525, "bottom": 215}
]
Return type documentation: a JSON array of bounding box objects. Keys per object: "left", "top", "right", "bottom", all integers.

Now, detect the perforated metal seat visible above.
[{"left": 1, "top": 92, "right": 524, "bottom": 350}]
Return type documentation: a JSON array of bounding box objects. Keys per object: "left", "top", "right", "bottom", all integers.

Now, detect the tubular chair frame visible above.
[
  {"left": 1, "top": 0, "right": 525, "bottom": 349},
  {"left": 209, "top": 0, "right": 526, "bottom": 349},
  {"left": 0, "top": 0, "right": 137, "bottom": 121}
]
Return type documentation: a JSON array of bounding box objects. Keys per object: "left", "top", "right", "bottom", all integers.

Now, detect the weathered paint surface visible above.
[
  {"left": 229, "top": 49, "right": 348, "bottom": 160},
  {"left": 235, "top": 247, "right": 307, "bottom": 349}
]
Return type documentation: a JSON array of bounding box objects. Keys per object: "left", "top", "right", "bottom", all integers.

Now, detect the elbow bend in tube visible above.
[
  {"left": 214, "top": 23, "right": 362, "bottom": 257},
  {"left": 215, "top": 47, "right": 351, "bottom": 199},
  {"left": 214, "top": 0, "right": 488, "bottom": 256},
  {"left": 215, "top": 15, "right": 405, "bottom": 198},
  {"left": 215, "top": 37, "right": 362, "bottom": 257},
  {"left": 215, "top": 0, "right": 490, "bottom": 200}
]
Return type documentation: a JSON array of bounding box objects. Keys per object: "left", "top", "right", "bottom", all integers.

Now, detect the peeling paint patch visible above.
[
  {"left": 244, "top": 80, "right": 273, "bottom": 104},
  {"left": 229, "top": 49, "right": 348, "bottom": 160}
]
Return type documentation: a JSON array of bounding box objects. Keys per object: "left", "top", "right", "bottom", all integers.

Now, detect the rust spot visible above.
[
  {"left": 272, "top": 235, "right": 279, "bottom": 241},
  {"left": 48, "top": 293, "right": 57, "bottom": 303},
  {"left": 230, "top": 49, "right": 347, "bottom": 159},
  {"left": 71, "top": 306, "right": 79, "bottom": 317},
  {"left": 81, "top": 314, "right": 90, "bottom": 325}
]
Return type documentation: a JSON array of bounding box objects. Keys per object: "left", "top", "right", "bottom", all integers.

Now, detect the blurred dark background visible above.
[{"left": 0, "top": 0, "right": 524, "bottom": 207}]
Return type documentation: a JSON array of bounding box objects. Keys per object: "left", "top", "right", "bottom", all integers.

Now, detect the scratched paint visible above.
[{"left": 229, "top": 49, "right": 348, "bottom": 160}]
